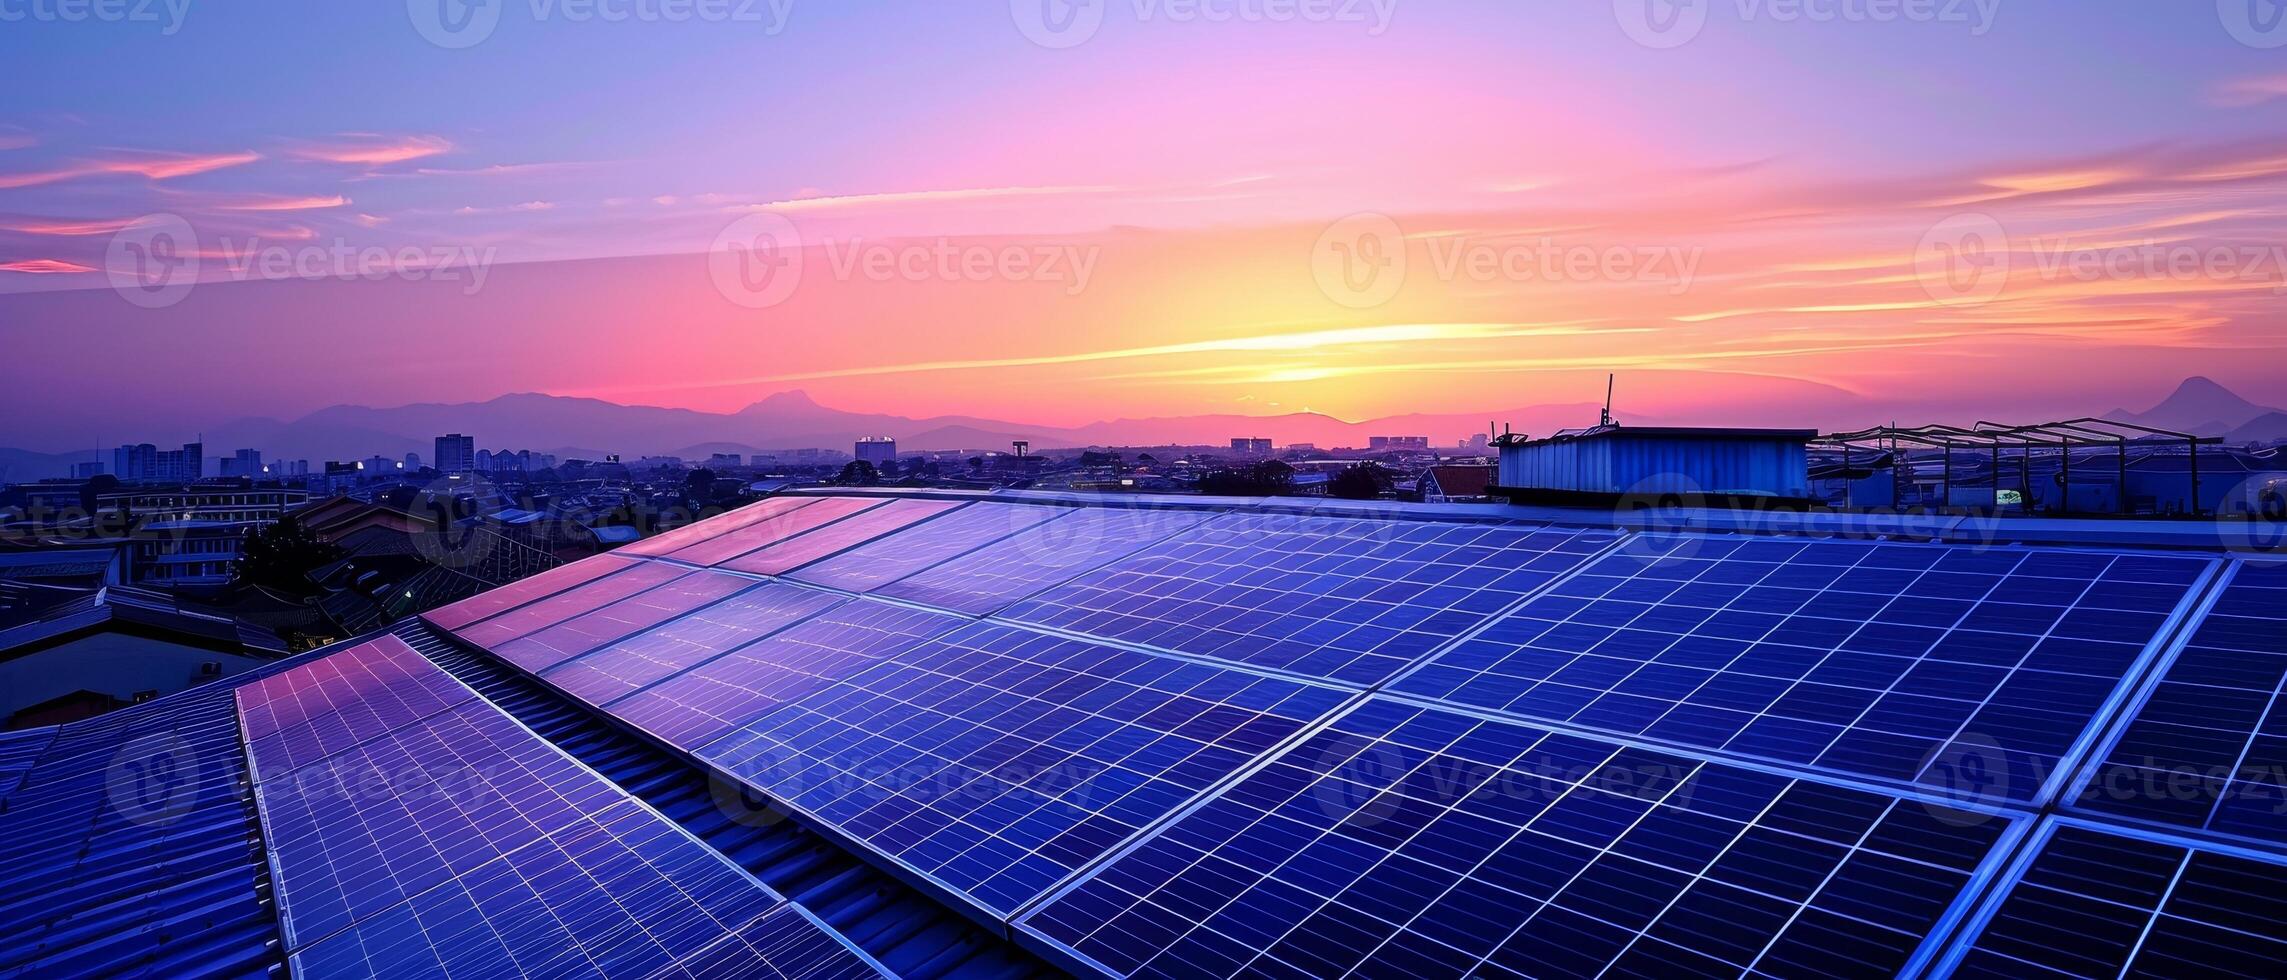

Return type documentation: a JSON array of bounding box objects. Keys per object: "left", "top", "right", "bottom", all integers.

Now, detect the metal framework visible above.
[{"left": 1813, "top": 418, "right": 2221, "bottom": 516}]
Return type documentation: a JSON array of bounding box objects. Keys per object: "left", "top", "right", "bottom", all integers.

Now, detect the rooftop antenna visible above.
[{"left": 1600, "top": 374, "right": 1615, "bottom": 427}]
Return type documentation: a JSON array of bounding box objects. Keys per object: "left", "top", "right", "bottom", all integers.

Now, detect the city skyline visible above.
[{"left": 4, "top": 2, "right": 2287, "bottom": 440}]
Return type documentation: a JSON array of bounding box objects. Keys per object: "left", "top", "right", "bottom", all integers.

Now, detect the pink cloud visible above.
[
  {"left": 211, "top": 194, "right": 351, "bottom": 211},
  {"left": 287, "top": 134, "right": 452, "bottom": 167},
  {"left": 0, "top": 149, "right": 261, "bottom": 189},
  {"left": 1, "top": 217, "right": 136, "bottom": 236},
  {"left": 0, "top": 259, "right": 97, "bottom": 274},
  {"left": 2212, "top": 73, "right": 2287, "bottom": 108}
]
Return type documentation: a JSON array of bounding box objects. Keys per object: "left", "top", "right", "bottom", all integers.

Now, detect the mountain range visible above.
[
  {"left": 5, "top": 378, "right": 2279, "bottom": 484},
  {"left": 2103, "top": 376, "right": 2287, "bottom": 442}
]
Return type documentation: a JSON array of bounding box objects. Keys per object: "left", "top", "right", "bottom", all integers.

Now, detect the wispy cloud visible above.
[
  {"left": 211, "top": 194, "right": 351, "bottom": 211},
  {"left": 1, "top": 216, "right": 136, "bottom": 236},
  {"left": 739, "top": 184, "right": 1119, "bottom": 213},
  {"left": 0, "top": 149, "right": 260, "bottom": 189},
  {"left": 286, "top": 134, "right": 452, "bottom": 167},
  {"left": 0, "top": 259, "right": 97, "bottom": 274},
  {"left": 2212, "top": 73, "right": 2287, "bottom": 108}
]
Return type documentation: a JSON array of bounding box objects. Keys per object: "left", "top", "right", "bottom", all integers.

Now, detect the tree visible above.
[
  {"left": 837, "top": 460, "right": 879, "bottom": 486},
  {"left": 234, "top": 515, "right": 346, "bottom": 595},
  {"left": 1329, "top": 463, "right": 1392, "bottom": 500},
  {"left": 1197, "top": 460, "right": 1295, "bottom": 496}
]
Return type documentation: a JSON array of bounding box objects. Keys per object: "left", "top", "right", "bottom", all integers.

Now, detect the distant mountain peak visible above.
[{"left": 2108, "top": 375, "right": 2279, "bottom": 437}]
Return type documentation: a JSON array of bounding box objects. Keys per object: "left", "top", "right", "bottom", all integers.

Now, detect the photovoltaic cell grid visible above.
[
  {"left": 1006, "top": 513, "right": 1625, "bottom": 686},
  {"left": 1937, "top": 821, "right": 2287, "bottom": 979},
  {"left": 650, "top": 904, "right": 887, "bottom": 980},
  {"left": 1390, "top": 534, "right": 2211, "bottom": 803},
  {"left": 239, "top": 644, "right": 860, "bottom": 979},
  {"left": 446, "top": 560, "right": 694, "bottom": 650},
  {"left": 236, "top": 634, "right": 475, "bottom": 781},
  {"left": 2073, "top": 564, "right": 2287, "bottom": 845},
  {"left": 606, "top": 600, "right": 956, "bottom": 750},
  {"left": 790, "top": 500, "right": 1072, "bottom": 593},
  {"left": 876, "top": 505, "right": 1211, "bottom": 615},
  {"left": 699, "top": 616, "right": 1357, "bottom": 915},
  {"left": 255, "top": 697, "right": 634, "bottom": 948},
  {"left": 616, "top": 495, "right": 822, "bottom": 558},
  {"left": 1021, "top": 696, "right": 2022, "bottom": 980},
  {"left": 489, "top": 569, "right": 758, "bottom": 674},
  {"left": 720, "top": 497, "right": 967, "bottom": 576},
  {"left": 288, "top": 800, "right": 787, "bottom": 979},
  {"left": 667, "top": 496, "right": 888, "bottom": 567},
  {"left": 541, "top": 582, "right": 846, "bottom": 708},
  {"left": 421, "top": 553, "right": 631, "bottom": 630}
]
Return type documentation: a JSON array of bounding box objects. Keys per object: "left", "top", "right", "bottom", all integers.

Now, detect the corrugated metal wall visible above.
[{"left": 1501, "top": 435, "right": 1810, "bottom": 497}]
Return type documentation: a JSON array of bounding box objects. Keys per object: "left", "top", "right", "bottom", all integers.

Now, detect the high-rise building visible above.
[
  {"left": 1369, "top": 436, "right": 1431, "bottom": 451},
  {"left": 220, "top": 448, "right": 264, "bottom": 478},
  {"left": 435, "top": 433, "right": 476, "bottom": 473},
  {"left": 1230, "top": 437, "right": 1273, "bottom": 455},
  {"left": 113, "top": 442, "right": 204, "bottom": 482},
  {"left": 855, "top": 437, "right": 897, "bottom": 465},
  {"left": 71, "top": 461, "right": 105, "bottom": 479}
]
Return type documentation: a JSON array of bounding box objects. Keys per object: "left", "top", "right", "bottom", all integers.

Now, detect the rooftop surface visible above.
[{"left": 2, "top": 488, "right": 2283, "bottom": 978}]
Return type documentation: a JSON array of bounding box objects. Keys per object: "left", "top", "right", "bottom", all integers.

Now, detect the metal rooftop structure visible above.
[{"left": 2, "top": 487, "right": 2284, "bottom": 978}]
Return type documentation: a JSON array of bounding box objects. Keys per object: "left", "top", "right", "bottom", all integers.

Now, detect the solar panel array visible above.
[
  {"left": 1391, "top": 534, "right": 2212, "bottom": 803},
  {"left": 235, "top": 636, "right": 884, "bottom": 979},
  {"left": 1020, "top": 697, "right": 2023, "bottom": 979},
  {"left": 2072, "top": 564, "right": 2287, "bottom": 845},
  {"left": 410, "top": 491, "right": 2287, "bottom": 979},
  {"left": 1935, "top": 820, "right": 2287, "bottom": 978},
  {"left": 1007, "top": 513, "right": 1626, "bottom": 684},
  {"left": 699, "top": 615, "right": 1358, "bottom": 915}
]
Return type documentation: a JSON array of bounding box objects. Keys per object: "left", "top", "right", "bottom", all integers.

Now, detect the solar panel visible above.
[
  {"left": 720, "top": 497, "right": 967, "bottom": 576},
  {"left": 1389, "top": 534, "right": 2213, "bottom": 804},
  {"left": 1006, "top": 513, "right": 1625, "bottom": 686},
  {"left": 289, "top": 800, "right": 784, "bottom": 978},
  {"left": 606, "top": 600, "right": 958, "bottom": 749},
  {"left": 542, "top": 582, "right": 846, "bottom": 708},
  {"left": 422, "top": 554, "right": 632, "bottom": 630},
  {"left": 699, "top": 618, "right": 1357, "bottom": 915},
  {"left": 650, "top": 903, "right": 888, "bottom": 980},
  {"left": 2071, "top": 564, "right": 2287, "bottom": 845},
  {"left": 488, "top": 569, "right": 758, "bottom": 674},
  {"left": 789, "top": 500, "right": 1072, "bottom": 593},
  {"left": 237, "top": 635, "right": 476, "bottom": 781},
  {"left": 666, "top": 496, "right": 888, "bottom": 567},
  {"left": 1934, "top": 819, "right": 2287, "bottom": 979},
  {"left": 447, "top": 560, "right": 693, "bottom": 649},
  {"left": 617, "top": 495, "right": 823, "bottom": 557},
  {"left": 1019, "top": 696, "right": 2024, "bottom": 980},
  {"left": 255, "top": 698, "right": 633, "bottom": 947},
  {"left": 874, "top": 506, "right": 1211, "bottom": 615}
]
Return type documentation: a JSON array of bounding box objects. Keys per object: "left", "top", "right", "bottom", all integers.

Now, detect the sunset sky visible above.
[{"left": 4, "top": 1, "right": 2286, "bottom": 450}]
